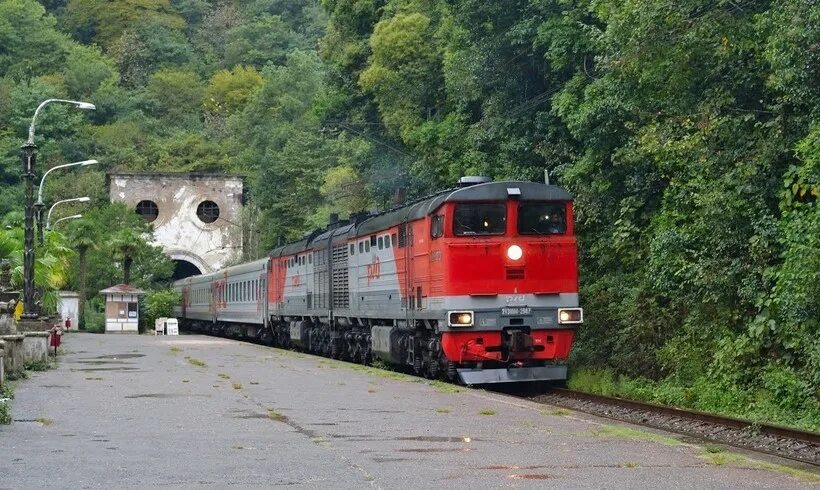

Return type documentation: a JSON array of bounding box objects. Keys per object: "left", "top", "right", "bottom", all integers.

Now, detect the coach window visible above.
[
  {"left": 453, "top": 203, "right": 506, "bottom": 236},
  {"left": 365, "top": 240, "right": 370, "bottom": 252},
  {"left": 359, "top": 241, "right": 364, "bottom": 253},
  {"left": 385, "top": 235, "right": 391, "bottom": 248},
  {"left": 308, "top": 254, "right": 312, "bottom": 264},
  {"left": 378, "top": 236, "right": 383, "bottom": 250},
  {"left": 349, "top": 244, "right": 355, "bottom": 255},
  {"left": 391, "top": 233, "right": 397, "bottom": 248},
  {"left": 431, "top": 215, "right": 444, "bottom": 238}
]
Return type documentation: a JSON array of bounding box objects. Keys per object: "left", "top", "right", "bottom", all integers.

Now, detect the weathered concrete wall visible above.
[
  {"left": 108, "top": 173, "right": 245, "bottom": 272},
  {"left": 22, "top": 332, "right": 49, "bottom": 364},
  {"left": 0, "top": 334, "right": 24, "bottom": 377},
  {"left": 0, "top": 339, "right": 5, "bottom": 388}
]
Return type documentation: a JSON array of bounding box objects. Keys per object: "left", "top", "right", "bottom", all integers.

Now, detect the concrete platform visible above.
[{"left": 0, "top": 333, "right": 816, "bottom": 488}]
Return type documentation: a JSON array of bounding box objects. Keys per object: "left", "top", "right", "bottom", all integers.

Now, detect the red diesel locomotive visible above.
[{"left": 173, "top": 177, "right": 583, "bottom": 384}]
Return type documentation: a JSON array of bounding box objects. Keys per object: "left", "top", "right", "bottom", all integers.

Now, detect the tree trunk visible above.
[
  {"left": 123, "top": 256, "right": 132, "bottom": 284},
  {"left": 78, "top": 246, "right": 87, "bottom": 329}
]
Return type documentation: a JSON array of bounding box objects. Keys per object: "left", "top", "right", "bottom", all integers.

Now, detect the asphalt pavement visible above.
[{"left": 1, "top": 332, "right": 816, "bottom": 489}]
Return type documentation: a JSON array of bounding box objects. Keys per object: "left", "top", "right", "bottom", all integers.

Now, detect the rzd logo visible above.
[{"left": 366, "top": 257, "right": 381, "bottom": 285}]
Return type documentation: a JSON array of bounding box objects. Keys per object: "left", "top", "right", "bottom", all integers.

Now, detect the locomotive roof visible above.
[
  {"left": 355, "top": 181, "right": 572, "bottom": 236},
  {"left": 268, "top": 180, "right": 572, "bottom": 257}
]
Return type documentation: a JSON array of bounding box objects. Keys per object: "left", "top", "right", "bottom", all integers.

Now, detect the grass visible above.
[
  {"left": 699, "top": 450, "right": 820, "bottom": 482},
  {"left": 588, "top": 425, "right": 681, "bottom": 446},
  {"left": 232, "top": 382, "right": 243, "bottom": 390},
  {"left": 1, "top": 384, "right": 13, "bottom": 400},
  {"left": 25, "top": 360, "right": 51, "bottom": 372},
  {"left": 218, "top": 373, "right": 230, "bottom": 379},
  {"left": 479, "top": 409, "right": 497, "bottom": 416},
  {"left": 542, "top": 408, "right": 571, "bottom": 416},
  {"left": 185, "top": 357, "right": 207, "bottom": 367},
  {"left": 267, "top": 409, "right": 286, "bottom": 421},
  {"left": 169, "top": 346, "right": 182, "bottom": 353},
  {"left": 0, "top": 399, "right": 10, "bottom": 425},
  {"left": 35, "top": 417, "right": 54, "bottom": 426},
  {"left": 622, "top": 462, "right": 639, "bottom": 468},
  {"left": 435, "top": 407, "right": 452, "bottom": 414},
  {"left": 429, "top": 380, "right": 462, "bottom": 393}
]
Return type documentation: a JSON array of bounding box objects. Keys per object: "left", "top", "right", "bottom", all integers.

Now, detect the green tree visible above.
[
  {"left": 64, "top": 0, "right": 185, "bottom": 46},
  {"left": 66, "top": 219, "right": 96, "bottom": 328},
  {"left": 109, "top": 228, "right": 142, "bottom": 284}
]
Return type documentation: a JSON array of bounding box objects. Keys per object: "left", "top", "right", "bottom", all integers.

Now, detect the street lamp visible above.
[
  {"left": 46, "top": 197, "right": 91, "bottom": 230},
  {"left": 22, "top": 98, "right": 95, "bottom": 320},
  {"left": 35, "top": 160, "right": 98, "bottom": 244},
  {"left": 51, "top": 214, "right": 83, "bottom": 228}
]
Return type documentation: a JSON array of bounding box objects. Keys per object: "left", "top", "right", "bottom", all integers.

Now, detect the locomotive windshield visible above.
[
  {"left": 518, "top": 202, "right": 566, "bottom": 235},
  {"left": 453, "top": 203, "right": 506, "bottom": 235}
]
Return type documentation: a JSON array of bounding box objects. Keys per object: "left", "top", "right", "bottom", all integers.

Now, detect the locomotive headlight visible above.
[
  {"left": 507, "top": 244, "right": 523, "bottom": 261},
  {"left": 558, "top": 308, "right": 583, "bottom": 324},
  {"left": 448, "top": 311, "right": 474, "bottom": 327}
]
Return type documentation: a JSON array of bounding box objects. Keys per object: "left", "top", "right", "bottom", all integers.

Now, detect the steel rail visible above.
[{"left": 532, "top": 388, "right": 819, "bottom": 467}]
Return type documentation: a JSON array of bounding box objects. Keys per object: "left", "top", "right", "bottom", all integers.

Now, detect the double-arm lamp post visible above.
[
  {"left": 45, "top": 196, "right": 91, "bottom": 237},
  {"left": 51, "top": 214, "right": 83, "bottom": 229},
  {"left": 22, "top": 99, "right": 95, "bottom": 319},
  {"left": 36, "top": 162, "right": 96, "bottom": 244}
]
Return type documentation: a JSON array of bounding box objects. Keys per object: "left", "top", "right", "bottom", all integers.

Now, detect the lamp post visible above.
[
  {"left": 36, "top": 160, "right": 97, "bottom": 244},
  {"left": 46, "top": 197, "right": 90, "bottom": 231},
  {"left": 22, "top": 99, "right": 95, "bottom": 319},
  {"left": 51, "top": 214, "right": 83, "bottom": 228}
]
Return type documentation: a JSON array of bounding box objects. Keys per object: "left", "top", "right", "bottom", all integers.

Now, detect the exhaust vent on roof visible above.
[{"left": 457, "top": 176, "right": 492, "bottom": 187}]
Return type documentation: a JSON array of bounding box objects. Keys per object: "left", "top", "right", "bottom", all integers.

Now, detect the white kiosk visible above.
[{"left": 100, "top": 284, "right": 144, "bottom": 334}]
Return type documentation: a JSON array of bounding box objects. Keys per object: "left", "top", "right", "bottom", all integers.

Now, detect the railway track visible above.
[{"left": 529, "top": 388, "right": 820, "bottom": 468}]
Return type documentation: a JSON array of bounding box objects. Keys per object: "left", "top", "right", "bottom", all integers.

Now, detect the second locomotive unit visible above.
[{"left": 173, "top": 176, "right": 583, "bottom": 384}]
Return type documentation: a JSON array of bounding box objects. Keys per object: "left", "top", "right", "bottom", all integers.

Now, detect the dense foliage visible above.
[{"left": 0, "top": 0, "right": 816, "bottom": 427}]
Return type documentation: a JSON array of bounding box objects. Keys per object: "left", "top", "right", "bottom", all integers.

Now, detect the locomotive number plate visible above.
[{"left": 502, "top": 307, "right": 531, "bottom": 316}]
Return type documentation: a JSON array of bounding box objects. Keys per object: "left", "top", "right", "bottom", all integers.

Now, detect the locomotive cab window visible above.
[
  {"left": 453, "top": 203, "right": 506, "bottom": 236},
  {"left": 431, "top": 214, "right": 444, "bottom": 238},
  {"left": 349, "top": 244, "right": 355, "bottom": 255},
  {"left": 378, "top": 236, "right": 383, "bottom": 250},
  {"left": 518, "top": 203, "right": 567, "bottom": 235}
]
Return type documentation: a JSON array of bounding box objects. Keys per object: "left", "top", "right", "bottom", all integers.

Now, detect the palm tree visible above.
[
  {"left": 109, "top": 229, "right": 141, "bottom": 284},
  {"left": 0, "top": 226, "right": 72, "bottom": 314},
  {"left": 67, "top": 220, "right": 96, "bottom": 328}
]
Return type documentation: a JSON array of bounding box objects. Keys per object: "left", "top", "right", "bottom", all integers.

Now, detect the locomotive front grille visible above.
[{"left": 506, "top": 267, "right": 525, "bottom": 280}]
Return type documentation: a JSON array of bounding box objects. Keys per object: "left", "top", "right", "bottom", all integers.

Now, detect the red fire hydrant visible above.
[{"left": 49, "top": 325, "right": 63, "bottom": 357}]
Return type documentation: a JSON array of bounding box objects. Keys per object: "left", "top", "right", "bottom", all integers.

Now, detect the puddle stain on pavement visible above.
[
  {"left": 71, "top": 367, "right": 141, "bottom": 372},
  {"left": 397, "top": 436, "right": 477, "bottom": 443},
  {"left": 125, "top": 393, "right": 211, "bottom": 399},
  {"left": 91, "top": 354, "right": 145, "bottom": 359},
  {"left": 397, "top": 448, "right": 475, "bottom": 453},
  {"left": 508, "top": 474, "right": 552, "bottom": 480}
]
